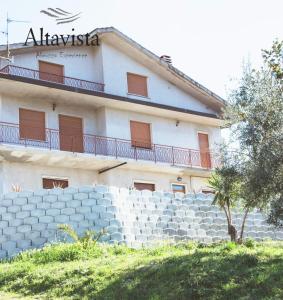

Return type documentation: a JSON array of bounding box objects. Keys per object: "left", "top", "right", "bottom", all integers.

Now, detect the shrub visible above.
[
  {"left": 14, "top": 242, "right": 104, "bottom": 264},
  {"left": 57, "top": 224, "right": 106, "bottom": 249},
  {"left": 244, "top": 238, "right": 256, "bottom": 248},
  {"left": 222, "top": 241, "right": 238, "bottom": 251}
]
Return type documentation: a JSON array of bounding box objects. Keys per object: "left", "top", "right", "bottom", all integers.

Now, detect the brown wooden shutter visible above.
[
  {"left": 198, "top": 133, "right": 211, "bottom": 168},
  {"left": 42, "top": 178, "right": 69, "bottom": 189},
  {"left": 39, "top": 61, "right": 64, "bottom": 84},
  {"left": 59, "top": 115, "right": 84, "bottom": 153},
  {"left": 127, "top": 73, "right": 148, "bottom": 97},
  {"left": 134, "top": 182, "right": 155, "bottom": 191},
  {"left": 19, "top": 108, "right": 46, "bottom": 141},
  {"left": 130, "top": 121, "right": 151, "bottom": 149}
]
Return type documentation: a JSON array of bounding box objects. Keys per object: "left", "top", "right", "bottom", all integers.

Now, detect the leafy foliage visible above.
[
  {"left": 225, "top": 40, "right": 283, "bottom": 227},
  {"left": 209, "top": 149, "right": 250, "bottom": 243},
  {"left": 57, "top": 224, "right": 106, "bottom": 249},
  {"left": 262, "top": 40, "right": 283, "bottom": 80}
]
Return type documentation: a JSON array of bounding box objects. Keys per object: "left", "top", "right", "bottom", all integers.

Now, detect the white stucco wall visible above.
[
  {"left": 104, "top": 107, "right": 221, "bottom": 150},
  {"left": 95, "top": 107, "right": 107, "bottom": 136},
  {"left": 0, "top": 95, "right": 221, "bottom": 151},
  {"left": 99, "top": 167, "right": 211, "bottom": 193},
  {"left": 101, "top": 42, "right": 217, "bottom": 115},
  {"left": 0, "top": 161, "right": 210, "bottom": 194},
  {"left": 0, "top": 37, "right": 222, "bottom": 195},
  {"left": 0, "top": 161, "right": 98, "bottom": 194},
  {"left": 7, "top": 40, "right": 219, "bottom": 115},
  {"left": 1, "top": 95, "right": 97, "bottom": 135},
  {"left": 11, "top": 46, "right": 103, "bottom": 84}
]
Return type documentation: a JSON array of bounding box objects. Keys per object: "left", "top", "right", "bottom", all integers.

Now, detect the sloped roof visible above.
[{"left": 92, "top": 27, "right": 225, "bottom": 109}]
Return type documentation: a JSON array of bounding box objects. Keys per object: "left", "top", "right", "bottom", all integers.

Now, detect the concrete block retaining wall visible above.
[{"left": 0, "top": 185, "right": 282, "bottom": 258}]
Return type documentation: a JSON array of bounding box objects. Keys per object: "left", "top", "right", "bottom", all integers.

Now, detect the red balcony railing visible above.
[
  {"left": 0, "top": 65, "right": 105, "bottom": 92},
  {"left": 0, "top": 122, "right": 220, "bottom": 169}
]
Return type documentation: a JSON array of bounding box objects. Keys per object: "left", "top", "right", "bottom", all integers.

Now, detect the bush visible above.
[
  {"left": 57, "top": 224, "right": 106, "bottom": 249},
  {"left": 244, "top": 238, "right": 256, "bottom": 248},
  {"left": 222, "top": 241, "right": 238, "bottom": 251},
  {"left": 14, "top": 242, "right": 104, "bottom": 264}
]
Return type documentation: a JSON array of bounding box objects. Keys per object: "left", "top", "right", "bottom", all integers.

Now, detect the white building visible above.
[{"left": 0, "top": 27, "right": 224, "bottom": 194}]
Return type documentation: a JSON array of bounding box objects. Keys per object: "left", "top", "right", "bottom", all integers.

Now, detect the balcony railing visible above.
[
  {"left": 0, "top": 65, "right": 105, "bottom": 92},
  {"left": 0, "top": 122, "right": 220, "bottom": 169}
]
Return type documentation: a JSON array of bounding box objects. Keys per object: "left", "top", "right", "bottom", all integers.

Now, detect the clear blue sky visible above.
[{"left": 0, "top": 0, "right": 282, "bottom": 99}]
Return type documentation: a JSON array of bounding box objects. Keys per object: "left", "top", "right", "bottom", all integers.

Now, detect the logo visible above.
[
  {"left": 40, "top": 8, "right": 81, "bottom": 25},
  {"left": 23, "top": 8, "right": 99, "bottom": 47}
]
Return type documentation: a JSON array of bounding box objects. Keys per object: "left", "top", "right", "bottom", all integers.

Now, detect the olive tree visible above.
[
  {"left": 224, "top": 40, "right": 283, "bottom": 227},
  {"left": 209, "top": 148, "right": 251, "bottom": 243}
]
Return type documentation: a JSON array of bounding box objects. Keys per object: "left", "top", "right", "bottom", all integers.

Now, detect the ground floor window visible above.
[
  {"left": 172, "top": 183, "right": 186, "bottom": 194},
  {"left": 134, "top": 182, "right": 155, "bottom": 191},
  {"left": 201, "top": 188, "right": 215, "bottom": 194},
  {"left": 42, "top": 178, "right": 69, "bottom": 189}
]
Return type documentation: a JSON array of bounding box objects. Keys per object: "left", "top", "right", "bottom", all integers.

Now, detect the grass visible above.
[{"left": 0, "top": 241, "right": 282, "bottom": 299}]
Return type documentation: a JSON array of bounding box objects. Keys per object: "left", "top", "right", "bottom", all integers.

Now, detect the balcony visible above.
[
  {"left": 0, "top": 65, "right": 105, "bottom": 92},
  {"left": 0, "top": 122, "right": 220, "bottom": 170}
]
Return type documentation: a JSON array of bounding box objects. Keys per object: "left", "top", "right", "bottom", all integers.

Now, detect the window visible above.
[
  {"left": 172, "top": 184, "right": 186, "bottom": 194},
  {"left": 19, "top": 108, "right": 46, "bottom": 141},
  {"left": 202, "top": 188, "right": 215, "bottom": 194},
  {"left": 130, "top": 120, "right": 152, "bottom": 149},
  {"left": 59, "top": 115, "right": 84, "bottom": 153},
  {"left": 134, "top": 182, "right": 155, "bottom": 191},
  {"left": 198, "top": 132, "right": 211, "bottom": 168},
  {"left": 127, "top": 73, "right": 148, "bottom": 97},
  {"left": 39, "top": 61, "right": 64, "bottom": 84},
  {"left": 42, "top": 178, "right": 69, "bottom": 189}
]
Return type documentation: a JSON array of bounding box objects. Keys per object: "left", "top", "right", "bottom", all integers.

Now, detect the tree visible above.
[
  {"left": 262, "top": 40, "right": 283, "bottom": 81},
  {"left": 225, "top": 40, "right": 283, "bottom": 227},
  {"left": 209, "top": 148, "right": 250, "bottom": 243}
]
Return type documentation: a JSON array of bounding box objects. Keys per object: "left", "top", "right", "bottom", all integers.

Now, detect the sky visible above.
[{"left": 0, "top": 0, "right": 282, "bottom": 99}]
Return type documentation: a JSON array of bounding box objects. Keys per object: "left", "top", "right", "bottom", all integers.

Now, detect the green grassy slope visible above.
[{"left": 0, "top": 241, "right": 282, "bottom": 300}]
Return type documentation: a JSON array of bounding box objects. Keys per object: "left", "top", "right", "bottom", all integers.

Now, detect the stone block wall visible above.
[{"left": 0, "top": 185, "right": 282, "bottom": 258}]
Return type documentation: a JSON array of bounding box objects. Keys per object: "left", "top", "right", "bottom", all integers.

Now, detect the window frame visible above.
[
  {"left": 38, "top": 60, "right": 65, "bottom": 84},
  {"left": 19, "top": 108, "right": 46, "bottom": 142},
  {"left": 42, "top": 176, "right": 69, "bottom": 189},
  {"left": 38, "top": 60, "right": 65, "bottom": 75},
  {"left": 58, "top": 114, "right": 84, "bottom": 153},
  {"left": 126, "top": 72, "right": 149, "bottom": 98},
  {"left": 201, "top": 188, "right": 215, "bottom": 194},
  {"left": 171, "top": 183, "right": 187, "bottom": 194},
  {"left": 196, "top": 130, "right": 211, "bottom": 151},
  {"left": 133, "top": 180, "right": 155, "bottom": 191},
  {"left": 130, "top": 120, "right": 152, "bottom": 150},
  {"left": 197, "top": 131, "right": 212, "bottom": 169}
]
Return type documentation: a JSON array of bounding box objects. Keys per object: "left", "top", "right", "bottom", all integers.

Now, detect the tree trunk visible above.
[
  {"left": 223, "top": 206, "right": 231, "bottom": 232},
  {"left": 228, "top": 224, "right": 238, "bottom": 242},
  {"left": 223, "top": 205, "right": 237, "bottom": 242},
  {"left": 238, "top": 208, "right": 249, "bottom": 244}
]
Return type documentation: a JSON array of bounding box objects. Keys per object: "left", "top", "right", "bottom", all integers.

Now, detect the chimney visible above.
[{"left": 160, "top": 55, "right": 172, "bottom": 65}]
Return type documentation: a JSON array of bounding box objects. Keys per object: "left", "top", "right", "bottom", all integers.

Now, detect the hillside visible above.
[{"left": 0, "top": 241, "right": 282, "bottom": 299}]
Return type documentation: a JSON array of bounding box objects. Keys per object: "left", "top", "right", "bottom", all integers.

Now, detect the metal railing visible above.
[
  {"left": 0, "top": 65, "right": 105, "bottom": 92},
  {"left": 0, "top": 122, "right": 220, "bottom": 169}
]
